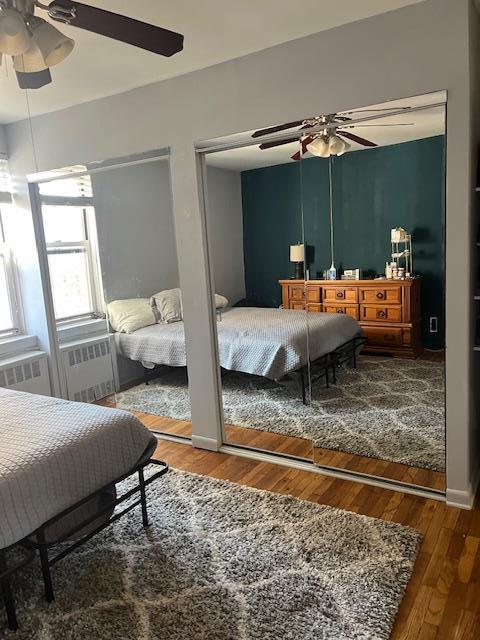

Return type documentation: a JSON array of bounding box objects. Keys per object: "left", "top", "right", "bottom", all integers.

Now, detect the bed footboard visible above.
[
  {"left": 295, "top": 335, "right": 366, "bottom": 404},
  {"left": 0, "top": 546, "right": 35, "bottom": 631},
  {"left": 3, "top": 455, "right": 168, "bottom": 631}
]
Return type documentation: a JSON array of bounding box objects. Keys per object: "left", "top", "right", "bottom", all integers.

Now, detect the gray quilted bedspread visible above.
[
  {"left": 0, "top": 388, "right": 152, "bottom": 549},
  {"left": 116, "top": 307, "right": 362, "bottom": 380}
]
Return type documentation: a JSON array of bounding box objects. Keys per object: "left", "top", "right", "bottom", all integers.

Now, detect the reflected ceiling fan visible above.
[
  {"left": 0, "top": 0, "right": 184, "bottom": 89},
  {"left": 252, "top": 109, "right": 413, "bottom": 160}
]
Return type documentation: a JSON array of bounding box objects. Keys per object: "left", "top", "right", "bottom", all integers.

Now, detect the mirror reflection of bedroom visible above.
[
  {"left": 29, "top": 153, "right": 193, "bottom": 440},
  {"left": 202, "top": 91, "right": 446, "bottom": 491},
  {"left": 205, "top": 145, "right": 311, "bottom": 460}
]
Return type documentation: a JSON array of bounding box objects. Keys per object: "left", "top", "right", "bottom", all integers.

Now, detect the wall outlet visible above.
[{"left": 429, "top": 316, "right": 438, "bottom": 333}]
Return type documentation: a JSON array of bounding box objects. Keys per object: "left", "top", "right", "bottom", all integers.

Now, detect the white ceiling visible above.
[
  {"left": 0, "top": 0, "right": 425, "bottom": 124},
  {"left": 205, "top": 94, "right": 446, "bottom": 171}
]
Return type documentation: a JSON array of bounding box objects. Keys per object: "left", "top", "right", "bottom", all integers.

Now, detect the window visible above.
[
  {"left": 0, "top": 158, "right": 22, "bottom": 337},
  {"left": 0, "top": 211, "right": 22, "bottom": 336},
  {"left": 38, "top": 172, "right": 103, "bottom": 323},
  {"left": 0, "top": 157, "right": 12, "bottom": 200}
]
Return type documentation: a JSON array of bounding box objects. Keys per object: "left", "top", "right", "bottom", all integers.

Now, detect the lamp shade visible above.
[
  {"left": 306, "top": 136, "right": 330, "bottom": 158},
  {"left": 329, "top": 135, "right": 346, "bottom": 156},
  {"left": 336, "top": 139, "right": 351, "bottom": 156},
  {"left": 13, "top": 41, "right": 47, "bottom": 73},
  {"left": 0, "top": 9, "right": 31, "bottom": 56},
  {"left": 32, "top": 19, "right": 74, "bottom": 66},
  {"left": 290, "top": 244, "right": 305, "bottom": 263}
]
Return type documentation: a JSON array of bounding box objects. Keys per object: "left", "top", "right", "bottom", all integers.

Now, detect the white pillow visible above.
[
  {"left": 150, "top": 288, "right": 183, "bottom": 323},
  {"left": 107, "top": 299, "right": 158, "bottom": 334},
  {"left": 215, "top": 294, "right": 229, "bottom": 309},
  {"left": 150, "top": 289, "right": 229, "bottom": 323}
]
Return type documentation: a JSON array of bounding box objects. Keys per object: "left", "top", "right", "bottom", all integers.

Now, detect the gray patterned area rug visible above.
[
  {"left": 117, "top": 357, "right": 445, "bottom": 472},
  {"left": 2, "top": 470, "right": 421, "bottom": 640}
]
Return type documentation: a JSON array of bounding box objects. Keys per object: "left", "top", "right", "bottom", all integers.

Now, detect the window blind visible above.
[
  {"left": 0, "top": 157, "right": 12, "bottom": 204},
  {"left": 38, "top": 165, "right": 93, "bottom": 199}
]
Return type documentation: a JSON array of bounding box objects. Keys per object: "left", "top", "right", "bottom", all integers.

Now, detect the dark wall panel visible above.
[{"left": 241, "top": 136, "right": 445, "bottom": 348}]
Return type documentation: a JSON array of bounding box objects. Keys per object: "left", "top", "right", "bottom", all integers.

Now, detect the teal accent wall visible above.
[{"left": 241, "top": 136, "right": 445, "bottom": 349}]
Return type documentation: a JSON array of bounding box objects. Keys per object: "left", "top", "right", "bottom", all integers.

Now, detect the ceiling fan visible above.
[
  {"left": 252, "top": 109, "right": 413, "bottom": 160},
  {"left": 0, "top": 0, "right": 184, "bottom": 89}
]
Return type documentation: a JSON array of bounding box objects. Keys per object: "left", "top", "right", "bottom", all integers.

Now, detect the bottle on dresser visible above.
[{"left": 327, "top": 263, "right": 337, "bottom": 280}]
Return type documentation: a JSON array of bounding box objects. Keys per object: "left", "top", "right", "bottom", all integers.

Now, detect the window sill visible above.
[
  {"left": 0, "top": 334, "right": 38, "bottom": 358},
  {"left": 57, "top": 318, "right": 108, "bottom": 343}
]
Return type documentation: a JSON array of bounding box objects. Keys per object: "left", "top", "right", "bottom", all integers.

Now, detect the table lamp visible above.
[{"left": 290, "top": 243, "right": 305, "bottom": 279}]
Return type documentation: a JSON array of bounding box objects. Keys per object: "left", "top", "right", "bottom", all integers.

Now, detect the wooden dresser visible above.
[{"left": 279, "top": 278, "right": 422, "bottom": 358}]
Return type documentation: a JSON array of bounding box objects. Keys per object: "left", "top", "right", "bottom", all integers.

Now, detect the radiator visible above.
[
  {"left": 0, "top": 350, "right": 51, "bottom": 395},
  {"left": 61, "top": 335, "right": 115, "bottom": 402}
]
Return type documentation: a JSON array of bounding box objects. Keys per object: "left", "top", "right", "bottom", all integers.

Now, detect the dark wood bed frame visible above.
[{"left": 0, "top": 451, "right": 168, "bottom": 631}]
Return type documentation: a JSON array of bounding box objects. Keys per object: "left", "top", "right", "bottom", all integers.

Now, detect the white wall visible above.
[
  {"left": 206, "top": 166, "right": 245, "bottom": 305},
  {"left": 91, "top": 159, "right": 179, "bottom": 302},
  {"left": 4, "top": 0, "right": 478, "bottom": 502},
  {"left": 0, "top": 126, "right": 7, "bottom": 156}
]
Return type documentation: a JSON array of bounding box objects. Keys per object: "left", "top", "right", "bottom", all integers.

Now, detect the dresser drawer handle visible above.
[
  {"left": 384, "top": 334, "right": 396, "bottom": 341},
  {"left": 336, "top": 291, "right": 344, "bottom": 299},
  {"left": 377, "top": 310, "right": 387, "bottom": 319},
  {"left": 376, "top": 292, "right": 385, "bottom": 300},
  {"left": 336, "top": 309, "right": 345, "bottom": 314}
]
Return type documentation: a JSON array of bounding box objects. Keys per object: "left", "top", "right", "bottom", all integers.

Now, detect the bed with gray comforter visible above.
[
  {"left": 116, "top": 307, "right": 363, "bottom": 380},
  {"left": 0, "top": 388, "right": 152, "bottom": 550}
]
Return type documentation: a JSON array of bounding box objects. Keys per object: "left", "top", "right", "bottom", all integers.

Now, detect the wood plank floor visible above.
[
  {"left": 152, "top": 438, "right": 479, "bottom": 640},
  {"left": 313, "top": 447, "right": 445, "bottom": 491},
  {"left": 101, "top": 393, "right": 445, "bottom": 491}
]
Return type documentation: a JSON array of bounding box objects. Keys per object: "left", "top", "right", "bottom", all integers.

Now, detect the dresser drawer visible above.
[
  {"left": 306, "top": 303, "right": 322, "bottom": 313},
  {"left": 323, "top": 287, "right": 358, "bottom": 303},
  {"left": 324, "top": 304, "right": 359, "bottom": 320},
  {"left": 306, "top": 286, "right": 322, "bottom": 303},
  {"left": 363, "top": 326, "right": 404, "bottom": 347},
  {"left": 361, "top": 305, "right": 402, "bottom": 323},
  {"left": 289, "top": 285, "right": 305, "bottom": 301},
  {"left": 360, "top": 286, "right": 402, "bottom": 304},
  {"left": 290, "top": 301, "right": 305, "bottom": 311}
]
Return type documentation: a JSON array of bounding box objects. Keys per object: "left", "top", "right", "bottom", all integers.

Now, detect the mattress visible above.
[
  {"left": 0, "top": 388, "right": 152, "bottom": 550},
  {"left": 116, "top": 307, "right": 362, "bottom": 380}
]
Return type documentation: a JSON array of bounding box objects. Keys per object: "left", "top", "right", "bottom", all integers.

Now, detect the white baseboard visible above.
[
  {"left": 220, "top": 445, "right": 446, "bottom": 502},
  {"left": 446, "top": 488, "right": 474, "bottom": 509},
  {"left": 446, "top": 465, "right": 480, "bottom": 509},
  {"left": 192, "top": 435, "right": 219, "bottom": 452}
]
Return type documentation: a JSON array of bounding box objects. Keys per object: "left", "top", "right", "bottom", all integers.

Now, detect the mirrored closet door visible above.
[
  {"left": 301, "top": 92, "right": 446, "bottom": 491},
  {"left": 203, "top": 141, "right": 313, "bottom": 461},
  {"left": 29, "top": 152, "right": 193, "bottom": 441},
  {"left": 200, "top": 90, "right": 446, "bottom": 493}
]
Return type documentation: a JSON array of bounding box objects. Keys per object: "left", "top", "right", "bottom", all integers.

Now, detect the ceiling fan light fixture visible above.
[
  {"left": 336, "top": 139, "right": 351, "bottom": 156},
  {"left": 31, "top": 18, "right": 74, "bottom": 66},
  {"left": 329, "top": 135, "right": 347, "bottom": 156},
  {"left": 0, "top": 8, "right": 31, "bottom": 55},
  {"left": 307, "top": 136, "right": 330, "bottom": 158},
  {"left": 13, "top": 41, "right": 48, "bottom": 74}
]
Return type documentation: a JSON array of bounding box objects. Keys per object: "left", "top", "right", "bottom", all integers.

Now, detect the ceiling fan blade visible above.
[
  {"left": 338, "top": 130, "right": 377, "bottom": 147},
  {"left": 301, "top": 135, "right": 315, "bottom": 154},
  {"left": 341, "top": 107, "right": 412, "bottom": 115},
  {"left": 347, "top": 123, "right": 414, "bottom": 127},
  {"left": 289, "top": 135, "right": 315, "bottom": 161},
  {"left": 252, "top": 121, "right": 304, "bottom": 138},
  {"left": 259, "top": 137, "right": 299, "bottom": 150},
  {"left": 16, "top": 69, "right": 52, "bottom": 89},
  {"left": 47, "top": 1, "right": 184, "bottom": 57},
  {"left": 333, "top": 116, "right": 352, "bottom": 122}
]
